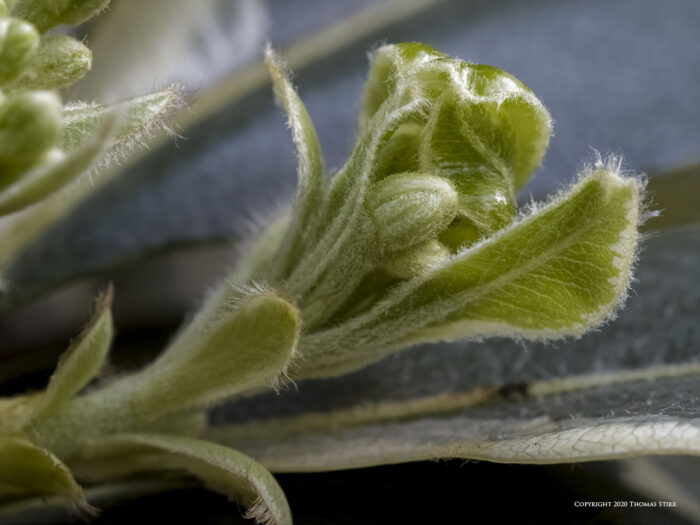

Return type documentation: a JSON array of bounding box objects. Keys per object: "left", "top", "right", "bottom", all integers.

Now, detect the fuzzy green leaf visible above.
[
  {"left": 130, "top": 289, "right": 300, "bottom": 418},
  {"left": 34, "top": 287, "right": 113, "bottom": 418},
  {"left": 61, "top": 87, "right": 184, "bottom": 161},
  {"left": 0, "top": 436, "right": 87, "bottom": 508},
  {"left": 366, "top": 44, "right": 552, "bottom": 188},
  {"left": 264, "top": 46, "right": 324, "bottom": 278},
  {"left": 362, "top": 43, "right": 552, "bottom": 191},
  {"left": 296, "top": 166, "right": 642, "bottom": 378},
  {"left": 78, "top": 434, "right": 292, "bottom": 525}
]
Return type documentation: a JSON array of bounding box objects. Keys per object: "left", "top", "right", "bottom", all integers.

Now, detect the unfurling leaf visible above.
[
  {"left": 79, "top": 434, "right": 292, "bottom": 525},
  {"left": 130, "top": 290, "right": 300, "bottom": 418},
  {"left": 362, "top": 43, "right": 552, "bottom": 189},
  {"left": 296, "top": 165, "right": 642, "bottom": 378}
]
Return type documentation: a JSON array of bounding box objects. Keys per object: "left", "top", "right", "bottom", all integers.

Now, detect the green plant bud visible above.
[
  {"left": 6, "top": 35, "right": 91, "bottom": 90},
  {"left": 11, "top": 0, "right": 111, "bottom": 33},
  {"left": 383, "top": 238, "right": 450, "bottom": 279},
  {"left": 0, "top": 90, "right": 62, "bottom": 183},
  {"left": 372, "top": 121, "right": 423, "bottom": 181},
  {"left": 0, "top": 16, "right": 39, "bottom": 84},
  {"left": 366, "top": 172, "right": 458, "bottom": 252}
]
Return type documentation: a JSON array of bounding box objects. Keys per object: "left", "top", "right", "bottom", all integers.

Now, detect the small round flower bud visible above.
[
  {"left": 383, "top": 238, "right": 450, "bottom": 279},
  {"left": 366, "top": 172, "right": 458, "bottom": 252},
  {"left": 0, "top": 91, "right": 62, "bottom": 181},
  {"left": 8, "top": 35, "right": 92, "bottom": 90},
  {"left": 0, "top": 17, "right": 39, "bottom": 84}
]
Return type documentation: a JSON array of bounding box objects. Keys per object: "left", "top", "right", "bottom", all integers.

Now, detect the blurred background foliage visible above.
[{"left": 1, "top": 0, "right": 699, "bottom": 523}]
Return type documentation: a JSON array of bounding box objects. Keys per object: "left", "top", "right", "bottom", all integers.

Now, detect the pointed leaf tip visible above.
[
  {"left": 264, "top": 45, "right": 323, "bottom": 277},
  {"left": 35, "top": 286, "right": 114, "bottom": 417}
]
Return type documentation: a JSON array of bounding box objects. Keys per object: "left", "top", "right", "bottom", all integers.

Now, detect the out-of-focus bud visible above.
[
  {"left": 366, "top": 172, "right": 458, "bottom": 252},
  {"left": 0, "top": 91, "right": 62, "bottom": 184},
  {"left": 7, "top": 35, "right": 92, "bottom": 90},
  {"left": 12, "top": 0, "right": 111, "bottom": 33},
  {"left": 0, "top": 16, "right": 39, "bottom": 84},
  {"left": 383, "top": 238, "right": 450, "bottom": 279}
]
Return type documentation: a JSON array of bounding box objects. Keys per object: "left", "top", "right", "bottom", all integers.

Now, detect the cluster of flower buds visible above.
[
  {"left": 0, "top": 5, "right": 90, "bottom": 190},
  {"left": 229, "top": 43, "right": 640, "bottom": 379},
  {"left": 0, "top": 0, "right": 181, "bottom": 216},
  {"left": 247, "top": 45, "right": 550, "bottom": 327}
]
